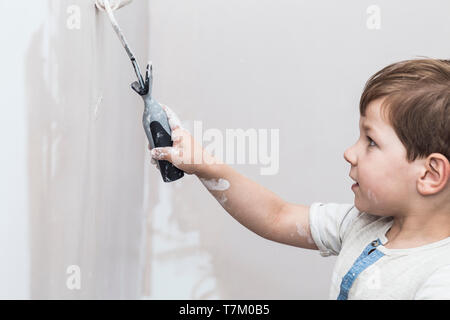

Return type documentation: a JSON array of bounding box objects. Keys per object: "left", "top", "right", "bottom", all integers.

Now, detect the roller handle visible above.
[
  {"left": 132, "top": 63, "right": 184, "bottom": 183},
  {"left": 146, "top": 119, "right": 184, "bottom": 183}
]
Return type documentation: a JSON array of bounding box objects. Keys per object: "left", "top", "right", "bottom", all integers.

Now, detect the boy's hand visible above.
[{"left": 148, "top": 104, "right": 217, "bottom": 175}]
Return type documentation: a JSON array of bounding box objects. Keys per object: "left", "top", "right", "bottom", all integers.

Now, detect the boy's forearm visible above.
[{"left": 195, "top": 160, "right": 285, "bottom": 240}]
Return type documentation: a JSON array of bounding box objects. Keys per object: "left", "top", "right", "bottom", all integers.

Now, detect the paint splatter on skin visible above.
[
  {"left": 151, "top": 148, "right": 181, "bottom": 160},
  {"left": 217, "top": 193, "right": 228, "bottom": 206},
  {"left": 296, "top": 222, "right": 315, "bottom": 244},
  {"left": 172, "top": 135, "right": 182, "bottom": 143},
  {"left": 367, "top": 188, "right": 379, "bottom": 204},
  {"left": 146, "top": 104, "right": 184, "bottom": 168},
  {"left": 199, "top": 178, "right": 230, "bottom": 191},
  {"left": 162, "top": 104, "right": 183, "bottom": 133}
]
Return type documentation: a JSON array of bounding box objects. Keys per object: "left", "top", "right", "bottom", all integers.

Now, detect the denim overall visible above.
[{"left": 337, "top": 238, "right": 385, "bottom": 300}]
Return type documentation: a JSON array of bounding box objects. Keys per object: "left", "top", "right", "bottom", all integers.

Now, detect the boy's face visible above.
[{"left": 344, "top": 98, "right": 418, "bottom": 216}]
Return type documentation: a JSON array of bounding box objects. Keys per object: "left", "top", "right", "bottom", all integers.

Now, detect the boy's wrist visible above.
[{"left": 194, "top": 152, "right": 224, "bottom": 178}]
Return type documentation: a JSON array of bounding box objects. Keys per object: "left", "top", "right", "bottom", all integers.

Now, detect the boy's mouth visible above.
[{"left": 349, "top": 174, "right": 359, "bottom": 189}]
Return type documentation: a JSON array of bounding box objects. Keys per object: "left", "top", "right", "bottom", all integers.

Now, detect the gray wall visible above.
[
  {"left": 1, "top": 0, "right": 449, "bottom": 299},
  {"left": 25, "top": 0, "right": 149, "bottom": 299},
  {"left": 2, "top": 0, "right": 150, "bottom": 299}
]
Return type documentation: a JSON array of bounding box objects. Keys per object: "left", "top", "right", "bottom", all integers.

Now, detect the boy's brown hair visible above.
[{"left": 360, "top": 58, "right": 450, "bottom": 162}]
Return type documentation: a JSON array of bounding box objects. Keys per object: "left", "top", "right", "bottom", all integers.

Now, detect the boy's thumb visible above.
[{"left": 151, "top": 147, "right": 180, "bottom": 163}]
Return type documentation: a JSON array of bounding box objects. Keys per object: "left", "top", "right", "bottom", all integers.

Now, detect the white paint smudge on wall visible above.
[
  {"left": 93, "top": 94, "right": 104, "bottom": 120},
  {"left": 42, "top": 1, "right": 60, "bottom": 105},
  {"left": 50, "top": 121, "right": 62, "bottom": 179},
  {"left": 140, "top": 143, "right": 152, "bottom": 297},
  {"left": 42, "top": 135, "right": 49, "bottom": 189},
  {"left": 145, "top": 179, "right": 220, "bottom": 299}
]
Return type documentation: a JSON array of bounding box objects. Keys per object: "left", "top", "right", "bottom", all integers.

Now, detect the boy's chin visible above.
[
  {"left": 354, "top": 198, "right": 366, "bottom": 212},
  {"left": 354, "top": 199, "right": 391, "bottom": 217}
]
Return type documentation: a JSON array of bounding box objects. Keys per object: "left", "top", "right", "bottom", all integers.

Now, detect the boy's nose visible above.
[{"left": 344, "top": 146, "right": 357, "bottom": 166}]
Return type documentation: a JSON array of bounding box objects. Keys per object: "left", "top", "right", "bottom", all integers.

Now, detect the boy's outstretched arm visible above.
[
  {"left": 196, "top": 163, "right": 318, "bottom": 250},
  {"left": 149, "top": 105, "right": 318, "bottom": 251}
]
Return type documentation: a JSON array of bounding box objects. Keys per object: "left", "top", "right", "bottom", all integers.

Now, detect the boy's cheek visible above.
[
  {"left": 362, "top": 184, "right": 407, "bottom": 216},
  {"left": 366, "top": 188, "right": 381, "bottom": 205}
]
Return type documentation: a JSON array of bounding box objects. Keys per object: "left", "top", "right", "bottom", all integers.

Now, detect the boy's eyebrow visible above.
[
  {"left": 362, "top": 123, "right": 380, "bottom": 137},
  {"left": 362, "top": 124, "right": 375, "bottom": 133}
]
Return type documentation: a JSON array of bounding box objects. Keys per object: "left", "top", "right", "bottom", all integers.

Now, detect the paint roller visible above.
[{"left": 96, "top": 0, "right": 185, "bottom": 183}]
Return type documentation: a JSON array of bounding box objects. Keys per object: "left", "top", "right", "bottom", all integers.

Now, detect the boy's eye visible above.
[{"left": 367, "top": 136, "right": 376, "bottom": 147}]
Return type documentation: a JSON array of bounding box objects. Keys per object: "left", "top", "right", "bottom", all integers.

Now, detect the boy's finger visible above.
[
  {"left": 151, "top": 147, "right": 181, "bottom": 163},
  {"left": 161, "top": 104, "right": 182, "bottom": 131},
  {"left": 172, "top": 133, "right": 182, "bottom": 143}
]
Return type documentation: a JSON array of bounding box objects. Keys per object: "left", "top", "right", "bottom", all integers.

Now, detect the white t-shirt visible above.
[{"left": 308, "top": 202, "right": 450, "bottom": 300}]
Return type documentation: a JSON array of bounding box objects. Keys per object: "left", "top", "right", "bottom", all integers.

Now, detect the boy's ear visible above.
[{"left": 417, "top": 153, "right": 449, "bottom": 196}]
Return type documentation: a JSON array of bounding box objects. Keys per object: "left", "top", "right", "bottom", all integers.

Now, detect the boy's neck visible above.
[{"left": 384, "top": 205, "right": 450, "bottom": 249}]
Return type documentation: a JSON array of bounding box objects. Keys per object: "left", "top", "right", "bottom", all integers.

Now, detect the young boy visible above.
[{"left": 149, "top": 58, "right": 450, "bottom": 300}]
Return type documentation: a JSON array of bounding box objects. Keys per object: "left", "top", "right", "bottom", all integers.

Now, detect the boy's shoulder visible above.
[
  {"left": 309, "top": 202, "right": 391, "bottom": 256},
  {"left": 309, "top": 202, "right": 392, "bottom": 241}
]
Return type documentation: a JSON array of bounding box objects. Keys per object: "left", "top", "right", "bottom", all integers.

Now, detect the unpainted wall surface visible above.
[{"left": 143, "top": 0, "right": 450, "bottom": 300}]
